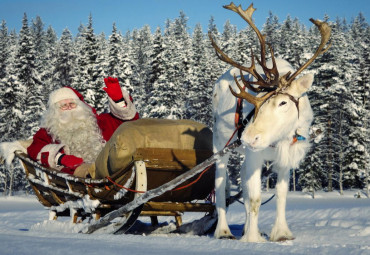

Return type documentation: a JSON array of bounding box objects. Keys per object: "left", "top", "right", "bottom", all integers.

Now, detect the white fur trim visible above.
[
  {"left": 0, "top": 141, "right": 28, "bottom": 166},
  {"left": 55, "top": 152, "right": 64, "bottom": 167},
  {"left": 48, "top": 87, "right": 79, "bottom": 106},
  {"left": 108, "top": 89, "right": 137, "bottom": 120},
  {"left": 36, "top": 143, "right": 65, "bottom": 169}
]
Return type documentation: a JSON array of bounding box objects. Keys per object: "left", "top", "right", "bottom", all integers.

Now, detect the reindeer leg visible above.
[
  {"left": 214, "top": 156, "right": 235, "bottom": 239},
  {"left": 239, "top": 160, "right": 250, "bottom": 236},
  {"left": 240, "top": 152, "right": 266, "bottom": 242},
  {"left": 270, "top": 169, "right": 294, "bottom": 241}
]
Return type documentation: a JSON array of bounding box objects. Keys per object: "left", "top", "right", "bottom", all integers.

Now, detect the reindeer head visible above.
[{"left": 209, "top": 2, "right": 331, "bottom": 150}]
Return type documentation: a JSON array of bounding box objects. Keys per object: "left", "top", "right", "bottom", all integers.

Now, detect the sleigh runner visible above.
[{"left": 14, "top": 119, "right": 239, "bottom": 234}]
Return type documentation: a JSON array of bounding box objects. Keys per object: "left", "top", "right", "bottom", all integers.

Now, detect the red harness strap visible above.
[{"left": 235, "top": 97, "right": 243, "bottom": 129}]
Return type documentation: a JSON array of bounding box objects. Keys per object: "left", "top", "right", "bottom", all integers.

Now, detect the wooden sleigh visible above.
[{"left": 15, "top": 146, "right": 222, "bottom": 235}]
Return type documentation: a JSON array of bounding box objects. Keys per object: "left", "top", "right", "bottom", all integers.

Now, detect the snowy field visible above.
[{"left": 0, "top": 191, "right": 369, "bottom": 255}]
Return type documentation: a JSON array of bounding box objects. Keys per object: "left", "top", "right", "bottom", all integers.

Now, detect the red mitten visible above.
[
  {"left": 103, "top": 77, "right": 124, "bottom": 102},
  {"left": 60, "top": 155, "right": 83, "bottom": 168}
]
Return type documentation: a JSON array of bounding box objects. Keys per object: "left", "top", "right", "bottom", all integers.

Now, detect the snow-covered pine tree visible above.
[
  {"left": 146, "top": 26, "right": 166, "bottom": 118},
  {"left": 116, "top": 30, "right": 134, "bottom": 94},
  {"left": 185, "top": 23, "right": 212, "bottom": 125},
  {"left": 0, "top": 28, "right": 18, "bottom": 141},
  {"left": 53, "top": 28, "right": 75, "bottom": 89},
  {"left": 107, "top": 23, "right": 123, "bottom": 79},
  {"left": 0, "top": 20, "right": 9, "bottom": 80},
  {"left": 130, "top": 25, "right": 153, "bottom": 114},
  {"left": 72, "top": 14, "right": 100, "bottom": 107},
  {"left": 262, "top": 11, "right": 280, "bottom": 51},
  {"left": 94, "top": 32, "right": 107, "bottom": 113},
  {"left": 298, "top": 18, "right": 330, "bottom": 191},
  {"left": 31, "top": 16, "right": 54, "bottom": 104},
  {"left": 16, "top": 13, "right": 44, "bottom": 138},
  {"left": 220, "top": 20, "right": 237, "bottom": 68},
  {"left": 329, "top": 18, "right": 355, "bottom": 193},
  {"left": 278, "top": 15, "right": 302, "bottom": 64},
  {"left": 206, "top": 16, "right": 224, "bottom": 96},
  {"left": 154, "top": 15, "right": 189, "bottom": 120},
  {"left": 0, "top": 25, "right": 28, "bottom": 194},
  {"left": 362, "top": 25, "right": 370, "bottom": 197},
  {"left": 39, "top": 26, "right": 58, "bottom": 103},
  {"left": 343, "top": 13, "right": 370, "bottom": 191},
  {"left": 172, "top": 11, "right": 192, "bottom": 119},
  {"left": 31, "top": 16, "right": 46, "bottom": 73},
  {"left": 0, "top": 21, "right": 9, "bottom": 193},
  {"left": 299, "top": 152, "right": 325, "bottom": 198}
]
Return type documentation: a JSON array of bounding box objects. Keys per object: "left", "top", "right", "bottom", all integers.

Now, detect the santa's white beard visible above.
[{"left": 41, "top": 102, "right": 105, "bottom": 163}]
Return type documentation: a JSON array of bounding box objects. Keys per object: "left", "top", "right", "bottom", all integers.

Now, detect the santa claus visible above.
[{"left": 26, "top": 77, "right": 139, "bottom": 176}]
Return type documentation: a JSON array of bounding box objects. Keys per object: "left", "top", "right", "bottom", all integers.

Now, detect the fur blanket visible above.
[{"left": 93, "top": 118, "right": 213, "bottom": 179}]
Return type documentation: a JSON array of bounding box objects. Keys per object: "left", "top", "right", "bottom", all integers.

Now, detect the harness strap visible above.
[
  {"left": 237, "top": 108, "right": 254, "bottom": 140},
  {"left": 235, "top": 97, "right": 243, "bottom": 129}
]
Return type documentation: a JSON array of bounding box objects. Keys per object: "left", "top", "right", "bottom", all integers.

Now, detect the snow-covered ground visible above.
[{"left": 0, "top": 191, "right": 369, "bottom": 255}]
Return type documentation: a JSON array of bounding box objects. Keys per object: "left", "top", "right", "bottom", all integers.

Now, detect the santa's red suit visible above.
[{"left": 27, "top": 78, "right": 139, "bottom": 174}]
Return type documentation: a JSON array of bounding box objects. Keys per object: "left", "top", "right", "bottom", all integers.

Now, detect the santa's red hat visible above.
[
  {"left": 48, "top": 87, "right": 80, "bottom": 106},
  {"left": 48, "top": 87, "right": 97, "bottom": 114}
]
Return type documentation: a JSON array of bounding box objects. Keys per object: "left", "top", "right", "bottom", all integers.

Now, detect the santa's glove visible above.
[
  {"left": 103, "top": 77, "right": 125, "bottom": 104},
  {"left": 59, "top": 154, "right": 83, "bottom": 168}
]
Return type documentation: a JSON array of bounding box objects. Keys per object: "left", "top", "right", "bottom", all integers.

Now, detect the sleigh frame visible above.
[{"left": 15, "top": 147, "right": 218, "bottom": 234}]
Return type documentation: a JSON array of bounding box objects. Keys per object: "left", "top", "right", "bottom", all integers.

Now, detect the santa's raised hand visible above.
[{"left": 103, "top": 77, "right": 125, "bottom": 104}]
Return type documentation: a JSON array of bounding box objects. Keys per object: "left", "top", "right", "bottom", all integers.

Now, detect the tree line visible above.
[{"left": 0, "top": 10, "right": 368, "bottom": 196}]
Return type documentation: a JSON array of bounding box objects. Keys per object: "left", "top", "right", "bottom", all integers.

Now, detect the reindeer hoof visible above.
[
  {"left": 219, "top": 235, "right": 237, "bottom": 240},
  {"left": 275, "top": 236, "right": 295, "bottom": 242},
  {"left": 270, "top": 235, "right": 295, "bottom": 242}
]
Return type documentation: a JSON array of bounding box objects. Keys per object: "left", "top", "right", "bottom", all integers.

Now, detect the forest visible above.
[{"left": 0, "top": 10, "right": 368, "bottom": 196}]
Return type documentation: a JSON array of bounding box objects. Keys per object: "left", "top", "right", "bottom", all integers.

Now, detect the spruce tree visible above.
[
  {"left": 53, "top": 28, "right": 75, "bottom": 89},
  {"left": 107, "top": 23, "right": 123, "bottom": 78},
  {"left": 146, "top": 27, "right": 165, "bottom": 118},
  {"left": 72, "top": 14, "right": 101, "bottom": 108},
  {"left": 186, "top": 23, "right": 212, "bottom": 125},
  {"left": 16, "top": 13, "right": 44, "bottom": 138},
  {"left": 0, "top": 20, "right": 9, "bottom": 80},
  {"left": 344, "top": 13, "right": 370, "bottom": 190}
]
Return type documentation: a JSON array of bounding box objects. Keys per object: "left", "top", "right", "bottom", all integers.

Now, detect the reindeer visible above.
[{"left": 209, "top": 3, "right": 331, "bottom": 242}]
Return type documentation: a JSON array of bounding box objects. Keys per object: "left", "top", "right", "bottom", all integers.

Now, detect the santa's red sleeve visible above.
[
  {"left": 27, "top": 128, "right": 65, "bottom": 169},
  {"left": 97, "top": 111, "right": 139, "bottom": 142},
  {"left": 107, "top": 88, "right": 139, "bottom": 121}
]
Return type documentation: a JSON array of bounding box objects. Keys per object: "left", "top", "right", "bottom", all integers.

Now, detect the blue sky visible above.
[{"left": 0, "top": 0, "right": 368, "bottom": 36}]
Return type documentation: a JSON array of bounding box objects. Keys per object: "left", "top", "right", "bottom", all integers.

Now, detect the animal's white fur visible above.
[{"left": 213, "top": 58, "right": 314, "bottom": 241}]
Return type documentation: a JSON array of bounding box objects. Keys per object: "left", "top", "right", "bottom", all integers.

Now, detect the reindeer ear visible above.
[{"left": 288, "top": 73, "right": 314, "bottom": 97}]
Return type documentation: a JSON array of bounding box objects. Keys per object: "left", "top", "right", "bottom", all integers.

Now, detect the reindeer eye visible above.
[{"left": 279, "top": 101, "right": 287, "bottom": 107}]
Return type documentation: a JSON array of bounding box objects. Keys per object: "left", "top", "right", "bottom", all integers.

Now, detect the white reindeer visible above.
[{"left": 209, "top": 3, "right": 331, "bottom": 242}]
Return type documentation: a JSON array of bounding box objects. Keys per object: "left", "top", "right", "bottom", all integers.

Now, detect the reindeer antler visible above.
[
  {"left": 208, "top": 3, "right": 280, "bottom": 89},
  {"left": 285, "top": 19, "right": 332, "bottom": 84},
  {"left": 209, "top": 2, "right": 332, "bottom": 120}
]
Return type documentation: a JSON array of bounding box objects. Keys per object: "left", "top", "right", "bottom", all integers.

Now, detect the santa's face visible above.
[
  {"left": 58, "top": 99, "right": 77, "bottom": 111},
  {"left": 42, "top": 98, "right": 105, "bottom": 163},
  {"left": 56, "top": 99, "right": 87, "bottom": 125}
]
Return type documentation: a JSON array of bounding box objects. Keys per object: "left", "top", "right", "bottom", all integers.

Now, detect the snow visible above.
[{"left": 1, "top": 191, "right": 369, "bottom": 255}]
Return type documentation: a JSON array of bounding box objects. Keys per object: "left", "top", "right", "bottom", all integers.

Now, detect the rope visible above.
[
  {"left": 172, "top": 165, "right": 212, "bottom": 191},
  {"left": 234, "top": 194, "right": 275, "bottom": 206},
  {"left": 105, "top": 176, "right": 145, "bottom": 193}
]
